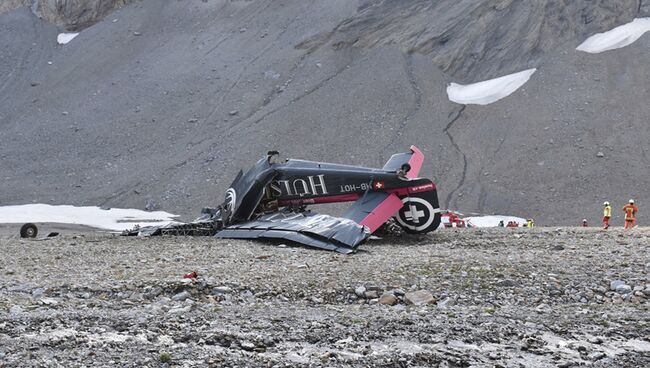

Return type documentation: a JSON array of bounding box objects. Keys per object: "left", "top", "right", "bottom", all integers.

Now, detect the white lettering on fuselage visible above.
[
  {"left": 273, "top": 174, "right": 328, "bottom": 197},
  {"left": 339, "top": 182, "right": 371, "bottom": 193}
]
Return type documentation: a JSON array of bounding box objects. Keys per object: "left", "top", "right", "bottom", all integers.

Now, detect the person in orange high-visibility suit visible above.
[
  {"left": 602, "top": 202, "right": 612, "bottom": 229},
  {"left": 622, "top": 199, "right": 638, "bottom": 229}
]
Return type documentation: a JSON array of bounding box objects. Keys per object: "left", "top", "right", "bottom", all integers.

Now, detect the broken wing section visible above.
[
  {"left": 215, "top": 211, "right": 370, "bottom": 254},
  {"left": 342, "top": 191, "right": 403, "bottom": 233}
]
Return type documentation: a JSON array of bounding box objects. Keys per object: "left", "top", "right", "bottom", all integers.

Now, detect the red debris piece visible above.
[{"left": 183, "top": 271, "right": 198, "bottom": 279}]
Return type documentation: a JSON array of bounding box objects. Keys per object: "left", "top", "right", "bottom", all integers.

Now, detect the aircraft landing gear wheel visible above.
[{"left": 20, "top": 223, "right": 38, "bottom": 238}]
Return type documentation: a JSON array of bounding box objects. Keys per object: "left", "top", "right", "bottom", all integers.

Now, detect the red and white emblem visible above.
[{"left": 373, "top": 181, "right": 385, "bottom": 189}]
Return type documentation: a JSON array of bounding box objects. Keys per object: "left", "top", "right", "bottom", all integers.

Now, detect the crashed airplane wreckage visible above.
[{"left": 123, "top": 146, "right": 441, "bottom": 253}]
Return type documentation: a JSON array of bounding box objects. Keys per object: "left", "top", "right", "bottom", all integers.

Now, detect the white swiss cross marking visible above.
[
  {"left": 405, "top": 204, "right": 425, "bottom": 224},
  {"left": 374, "top": 181, "right": 384, "bottom": 189}
]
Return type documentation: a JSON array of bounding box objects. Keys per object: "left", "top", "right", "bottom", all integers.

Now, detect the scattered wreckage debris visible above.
[
  {"left": 183, "top": 271, "right": 198, "bottom": 279},
  {"left": 441, "top": 211, "right": 467, "bottom": 228},
  {"left": 123, "top": 146, "right": 441, "bottom": 253},
  {"left": 19, "top": 223, "right": 59, "bottom": 240}
]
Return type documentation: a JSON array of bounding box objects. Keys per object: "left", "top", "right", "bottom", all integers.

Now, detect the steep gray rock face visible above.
[
  {"left": 37, "top": 0, "right": 132, "bottom": 30},
  {"left": 1, "top": 0, "right": 649, "bottom": 224},
  {"left": 641, "top": 0, "right": 650, "bottom": 16},
  {"left": 0, "top": 0, "right": 31, "bottom": 15},
  {"left": 0, "top": 0, "right": 132, "bottom": 31},
  {"left": 308, "top": 0, "right": 641, "bottom": 82}
]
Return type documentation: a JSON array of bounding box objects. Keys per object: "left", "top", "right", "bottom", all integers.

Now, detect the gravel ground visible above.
[{"left": 1, "top": 227, "right": 649, "bottom": 367}]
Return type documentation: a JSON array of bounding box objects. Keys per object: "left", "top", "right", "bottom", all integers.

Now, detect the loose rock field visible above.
[{"left": 1, "top": 227, "right": 649, "bottom": 367}]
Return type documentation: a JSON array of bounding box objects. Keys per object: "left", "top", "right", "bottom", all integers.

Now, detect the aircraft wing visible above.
[
  {"left": 215, "top": 211, "right": 370, "bottom": 254},
  {"left": 342, "top": 191, "right": 403, "bottom": 233}
]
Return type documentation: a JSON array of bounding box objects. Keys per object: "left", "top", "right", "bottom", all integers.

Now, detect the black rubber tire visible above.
[{"left": 20, "top": 223, "right": 38, "bottom": 238}]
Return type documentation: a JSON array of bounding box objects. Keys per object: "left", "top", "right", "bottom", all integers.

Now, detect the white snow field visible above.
[
  {"left": 446, "top": 69, "right": 537, "bottom": 105},
  {"left": 57, "top": 33, "right": 79, "bottom": 45},
  {"left": 464, "top": 215, "right": 528, "bottom": 228},
  {"left": 577, "top": 18, "right": 650, "bottom": 53},
  {"left": 0, "top": 204, "right": 178, "bottom": 231}
]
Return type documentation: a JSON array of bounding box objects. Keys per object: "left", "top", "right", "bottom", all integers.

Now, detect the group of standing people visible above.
[{"left": 602, "top": 200, "right": 638, "bottom": 229}]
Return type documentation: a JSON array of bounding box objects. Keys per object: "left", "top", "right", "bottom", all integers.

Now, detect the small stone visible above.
[
  {"left": 133, "top": 31, "right": 142, "bottom": 36},
  {"left": 437, "top": 297, "right": 453, "bottom": 309},
  {"left": 146, "top": 287, "right": 163, "bottom": 298},
  {"left": 9, "top": 305, "right": 23, "bottom": 315},
  {"left": 364, "top": 290, "right": 379, "bottom": 299},
  {"left": 391, "top": 289, "right": 405, "bottom": 296},
  {"left": 40, "top": 298, "right": 58, "bottom": 305},
  {"left": 62, "top": 111, "right": 69, "bottom": 115},
  {"left": 615, "top": 284, "right": 632, "bottom": 294},
  {"left": 642, "top": 288, "right": 650, "bottom": 297},
  {"left": 610, "top": 280, "right": 626, "bottom": 291},
  {"left": 187, "top": 118, "right": 198, "bottom": 123},
  {"left": 31, "top": 288, "right": 44, "bottom": 298},
  {"left": 278, "top": 244, "right": 287, "bottom": 248},
  {"left": 596, "top": 152, "right": 605, "bottom": 158},
  {"left": 240, "top": 341, "right": 255, "bottom": 351},
  {"left": 229, "top": 110, "right": 239, "bottom": 116},
  {"left": 241, "top": 290, "right": 254, "bottom": 298},
  {"left": 212, "top": 286, "right": 233, "bottom": 294},
  {"left": 495, "top": 279, "right": 517, "bottom": 287},
  {"left": 588, "top": 352, "right": 606, "bottom": 361},
  {"left": 30, "top": 82, "right": 39, "bottom": 87},
  {"left": 167, "top": 305, "right": 191, "bottom": 314},
  {"left": 172, "top": 291, "right": 190, "bottom": 302},
  {"left": 404, "top": 290, "right": 436, "bottom": 306},
  {"left": 378, "top": 293, "right": 398, "bottom": 306},
  {"left": 354, "top": 286, "right": 366, "bottom": 298}
]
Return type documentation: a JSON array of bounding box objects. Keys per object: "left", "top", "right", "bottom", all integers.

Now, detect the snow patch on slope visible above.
[
  {"left": 0, "top": 204, "right": 178, "bottom": 231},
  {"left": 57, "top": 33, "right": 79, "bottom": 44},
  {"left": 577, "top": 18, "right": 650, "bottom": 53},
  {"left": 464, "top": 215, "right": 527, "bottom": 228},
  {"left": 446, "top": 69, "right": 536, "bottom": 105}
]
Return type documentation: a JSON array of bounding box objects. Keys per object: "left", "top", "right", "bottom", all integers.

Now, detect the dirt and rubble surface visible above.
[{"left": 1, "top": 227, "right": 649, "bottom": 367}]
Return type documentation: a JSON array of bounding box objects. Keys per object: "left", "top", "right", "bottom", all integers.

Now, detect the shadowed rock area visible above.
[
  {"left": 304, "top": 0, "right": 643, "bottom": 81},
  {"left": 1, "top": 0, "right": 650, "bottom": 224}
]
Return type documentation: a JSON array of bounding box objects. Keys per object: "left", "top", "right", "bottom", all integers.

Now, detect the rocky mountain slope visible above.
[
  {"left": 0, "top": 0, "right": 131, "bottom": 30},
  {"left": 1, "top": 0, "right": 650, "bottom": 224}
]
